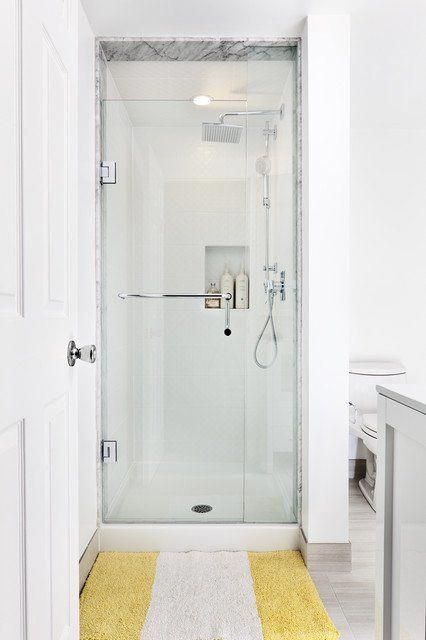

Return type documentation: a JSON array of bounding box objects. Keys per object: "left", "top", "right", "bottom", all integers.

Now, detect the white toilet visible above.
[{"left": 349, "top": 361, "right": 406, "bottom": 510}]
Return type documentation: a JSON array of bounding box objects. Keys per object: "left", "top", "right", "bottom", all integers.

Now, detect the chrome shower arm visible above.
[{"left": 219, "top": 105, "right": 284, "bottom": 124}]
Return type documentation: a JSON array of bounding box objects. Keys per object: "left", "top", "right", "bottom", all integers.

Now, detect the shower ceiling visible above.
[
  {"left": 106, "top": 60, "right": 293, "bottom": 127},
  {"left": 106, "top": 61, "right": 292, "bottom": 101}
]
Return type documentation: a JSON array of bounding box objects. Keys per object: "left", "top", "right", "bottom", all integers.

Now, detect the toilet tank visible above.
[{"left": 349, "top": 361, "right": 407, "bottom": 415}]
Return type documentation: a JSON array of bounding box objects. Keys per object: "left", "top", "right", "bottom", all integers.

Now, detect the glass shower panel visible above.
[
  {"left": 243, "top": 57, "right": 298, "bottom": 523},
  {"left": 102, "top": 99, "right": 248, "bottom": 522}
]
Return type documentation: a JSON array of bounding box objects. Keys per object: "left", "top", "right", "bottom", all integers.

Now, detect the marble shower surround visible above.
[
  {"left": 99, "top": 37, "right": 299, "bottom": 62},
  {"left": 95, "top": 37, "right": 302, "bottom": 524}
]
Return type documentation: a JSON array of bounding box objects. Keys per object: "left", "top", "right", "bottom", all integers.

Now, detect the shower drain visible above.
[{"left": 191, "top": 504, "right": 213, "bottom": 513}]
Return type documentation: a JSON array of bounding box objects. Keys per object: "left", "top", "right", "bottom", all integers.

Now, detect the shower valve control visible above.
[
  {"left": 277, "top": 270, "right": 286, "bottom": 301},
  {"left": 263, "top": 262, "right": 278, "bottom": 273},
  {"left": 265, "top": 271, "right": 286, "bottom": 301}
]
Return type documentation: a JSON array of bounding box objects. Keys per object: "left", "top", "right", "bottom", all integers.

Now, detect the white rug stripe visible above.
[{"left": 140, "top": 551, "right": 263, "bottom": 640}]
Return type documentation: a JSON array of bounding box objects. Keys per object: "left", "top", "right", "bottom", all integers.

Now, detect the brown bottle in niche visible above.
[{"left": 205, "top": 282, "right": 220, "bottom": 309}]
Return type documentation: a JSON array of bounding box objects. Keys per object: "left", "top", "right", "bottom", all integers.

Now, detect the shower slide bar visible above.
[{"left": 118, "top": 291, "right": 233, "bottom": 336}]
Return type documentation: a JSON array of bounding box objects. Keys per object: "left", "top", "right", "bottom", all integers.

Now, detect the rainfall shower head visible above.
[
  {"left": 201, "top": 104, "right": 284, "bottom": 145},
  {"left": 202, "top": 122, "right": 243, "bottom": 144}
]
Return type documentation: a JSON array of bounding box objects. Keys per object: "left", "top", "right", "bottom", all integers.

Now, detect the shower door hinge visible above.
[
  {"left": 101, "top": 439, "right": 118, "bottom": 462},
  {"left": 100, "top": 161, "right": 116, "bottom": 184}
]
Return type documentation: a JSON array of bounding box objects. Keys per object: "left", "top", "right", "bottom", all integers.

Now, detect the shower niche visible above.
[{"left": 204, "top": 246, "right": 250, "bottom": 309}]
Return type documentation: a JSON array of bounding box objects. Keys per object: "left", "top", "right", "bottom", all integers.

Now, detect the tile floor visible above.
[{"left": 313, "top": 480, "right": 376, "bottom": 640}]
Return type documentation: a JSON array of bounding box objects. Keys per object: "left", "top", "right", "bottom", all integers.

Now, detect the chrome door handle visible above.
[
  {"left": 67, "top": 340, "right": 97, "bottom": 367},
  {"left": 118, "top": 292, "right": 232, "bottom": 300},
  {"left": 118, "top": 291, "right": 233, "bottom": 337}
]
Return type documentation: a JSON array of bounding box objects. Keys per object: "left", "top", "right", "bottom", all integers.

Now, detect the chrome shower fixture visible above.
[
  {"left": 202, "top": 121, "right": 243, "bottom": 144},
  {"left": 118, "top": 290, "right": 233, "bottom": 337},
  {"left": 202, "top": 104, "right": 284, "bottom": 143},
  {"left": 253, "top": 115, "right": 286, "bottom": 370},
  {"left": 255, "top": 154, "right": 271, "bottom": 176}
]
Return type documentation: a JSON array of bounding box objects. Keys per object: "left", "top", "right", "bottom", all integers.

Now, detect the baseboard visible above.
[
  {"left": 99, "top": 523, "right": 300, "bottom": 552},
  {"left": 79, "top": 530, "right": 100, "bottom": 592},
  {"left": 299, "top": 528, "right": 351, "bottom": 572},
  {"left": 349, "top": 458, "right": 366, "bottom": 481}
]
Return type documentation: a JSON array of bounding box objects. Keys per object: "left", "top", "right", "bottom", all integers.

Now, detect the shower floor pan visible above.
[
  {"left": 100, "top": 462, "right": 299, "bottom": 551},
  {"left": 105, "top": 461, "right": 295, "bottom": 524}
]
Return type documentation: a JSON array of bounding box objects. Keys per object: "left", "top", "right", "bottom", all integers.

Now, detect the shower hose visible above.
[{"left": 253, "top": 290, "right": 278, "bottom": 369}]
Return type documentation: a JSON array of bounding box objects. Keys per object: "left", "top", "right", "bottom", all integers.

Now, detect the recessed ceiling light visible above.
[{"left": 192, "top": 95, "right": 213, "bottom": 106}]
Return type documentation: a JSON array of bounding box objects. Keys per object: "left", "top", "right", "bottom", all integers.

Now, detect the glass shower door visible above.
[{"left": 102, "top": 99, "right": 248, "bottom": 522}]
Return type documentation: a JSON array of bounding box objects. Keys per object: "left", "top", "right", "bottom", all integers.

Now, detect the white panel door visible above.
[{"left": 0, "top": 0, "right": 81, "bottom": 638}]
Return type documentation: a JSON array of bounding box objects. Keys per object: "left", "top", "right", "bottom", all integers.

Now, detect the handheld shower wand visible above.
[{"left": 253, "top": 121, "right": 283, "bottom": 369}]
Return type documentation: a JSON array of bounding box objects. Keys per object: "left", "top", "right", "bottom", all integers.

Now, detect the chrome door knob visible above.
[{"left": 67, "top": 340, "right": 97, "bottom": 367}]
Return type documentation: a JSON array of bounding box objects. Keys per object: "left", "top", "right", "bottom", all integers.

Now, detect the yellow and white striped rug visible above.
[{"left": 80, "top": 550, "right": 338, "bottom": 640}]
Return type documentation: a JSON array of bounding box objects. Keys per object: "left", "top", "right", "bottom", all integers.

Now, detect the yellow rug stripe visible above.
[
  {"left": 248, "top": 551, "right": 339, "bottom": 640},
  {"left": 80, "top": 552, "right": 158, "bottom": 640}
]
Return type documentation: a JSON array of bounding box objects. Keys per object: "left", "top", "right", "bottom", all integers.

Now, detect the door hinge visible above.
[
  {"left": 101, "top": 440, "right": 118, "bottom": 462},
  {"left": 100, "top": 161, "right": 116, "bottom": 184}
]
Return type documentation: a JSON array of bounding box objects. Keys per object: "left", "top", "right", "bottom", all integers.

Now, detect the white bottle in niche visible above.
[
  {"left": 235, "top": 266, "right": 249, "bottom": 309},
  {"left": 220, "top": 264, "right": 234, "bottom": 309}
]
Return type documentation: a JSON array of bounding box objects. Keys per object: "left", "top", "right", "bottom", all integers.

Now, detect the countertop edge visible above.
[{"left": 376, "top": 384, "right": 426, "bottom": 415}]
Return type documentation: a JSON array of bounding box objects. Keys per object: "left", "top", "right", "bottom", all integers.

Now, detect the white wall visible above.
[
  {"left": 132, "top": 126, "right": 248, "bottom": 474},
  {"left": 349, "top": 8, "right": 426, "bottom": 386},
  {"left": 301, "top": 15, "right": 350, "bottom": 544},
  {"left": 78, "top": 3, "right": 97, "bottom": 556}
]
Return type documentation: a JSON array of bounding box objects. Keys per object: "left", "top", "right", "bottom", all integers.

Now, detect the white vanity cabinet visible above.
[{"left": 376, "top": 385, "right": 426, "bottom": 640}]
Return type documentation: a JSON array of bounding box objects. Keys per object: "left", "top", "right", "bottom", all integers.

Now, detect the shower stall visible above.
[{"left": 99, "top": 40, "right": 300, "bottom": 529}]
